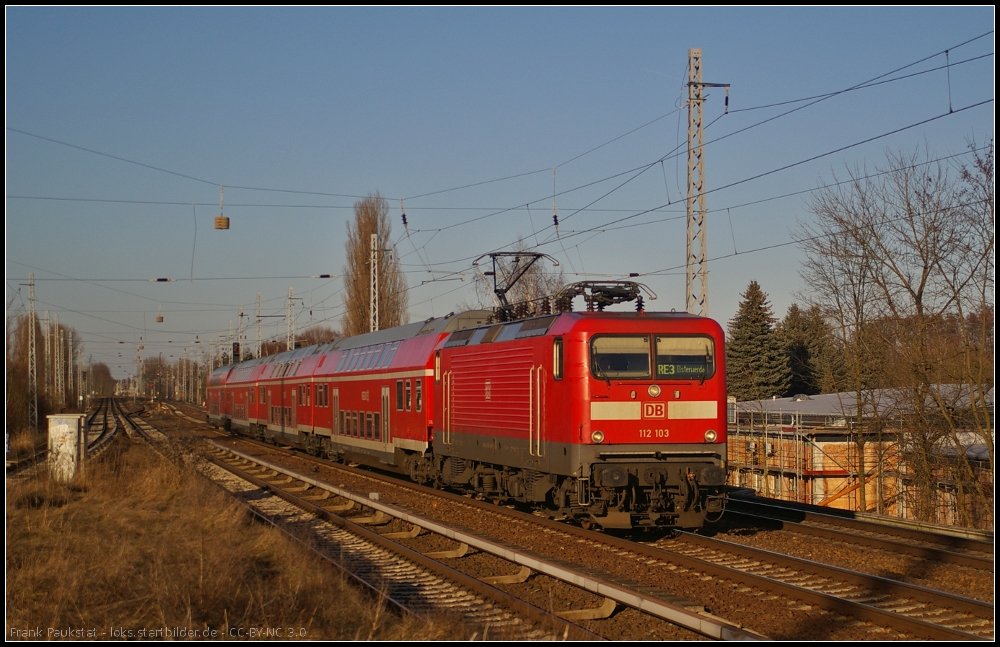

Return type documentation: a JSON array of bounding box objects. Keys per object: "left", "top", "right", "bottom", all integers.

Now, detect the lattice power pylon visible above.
[{"left": 685, "top": 48, "right": 728, "bottom": 318}]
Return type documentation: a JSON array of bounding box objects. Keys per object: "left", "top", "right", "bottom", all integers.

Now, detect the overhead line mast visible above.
[
  {"left": 370, "top": 233, "right": 379, "bottom": 333},
  {"left": 287, "top": 288, "right": 295, "bottom": 351},
  {"left": 28, "top": 274, "right": 37, "bottom": 430},
  {"left": 686, "top": 48, "right": 729, "bottom": 317}
]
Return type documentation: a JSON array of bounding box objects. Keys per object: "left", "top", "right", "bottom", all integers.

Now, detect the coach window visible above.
[
  {"left": 553, "top": 337, "right": 564, "bottom": 380},
  {"left": 373, "top": 412, "right": 381, "bottom": 441},
  {"left": 383, "top": 341, "right": 400, "bottom": 368},
  {"left": 655, "top": 336, "right": 715, "bottom": 380},
  {"left": 373, "top": 344, "right": 389, "bottom": 368},
  {"left": 590, "top": 335, "right": 651, "bottom": 380},
  {"left": 405, "top": 380, "right": 412, "bottom": 411},
  {"left": 396, "top": 380, "right": 404, "bottom": 411},
  {"left": 366, "top": 413, "right": 373, "bottom": 440},
  {"left": 415, "top": 380, "right": 422, "bottom": 412}
]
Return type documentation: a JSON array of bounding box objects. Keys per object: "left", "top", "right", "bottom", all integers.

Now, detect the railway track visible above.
[
  {"left": 203, "top": 443, "right": 752, "bottom": 641},
  {"left": 6, "top": 399, "right": 117, "bottom": 475},
  {"left": 653, "top": 532, "right": 993, "bottom": 640},
  {"left": 87, "top": 398, "right": 119, "bottom": 457},
  {"left": 203, "top": 456, "right": 571, "bottom": 640},
  {"left": 724, "top": 495, "right": 993, "bottom": 571},
  {"left": 122, "top": 405, "right": 611, "bottom": 640},
  {"left": 153, "top": 403, "right": 994, "bottom": 640}
]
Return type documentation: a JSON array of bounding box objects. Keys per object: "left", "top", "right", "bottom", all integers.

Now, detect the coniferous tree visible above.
[
  {"left": 777, "top": 303, "right": 843, "bottom": 396},
  {"left": 777, "top": 303, "right": 814, "bottom": 396},
  {"left": 726, "top": 281, "right": 791, "bottom": 402}
]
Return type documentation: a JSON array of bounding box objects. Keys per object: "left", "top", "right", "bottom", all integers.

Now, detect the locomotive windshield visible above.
[
  {"left": 590, "top": 335, "right": 650, "bottom": 379},
  {"left": 590, "top": 334, "right": 715, "bottom": 380},
  {"left": 655, "top": 335, "right": 715, "bottom": 380}
]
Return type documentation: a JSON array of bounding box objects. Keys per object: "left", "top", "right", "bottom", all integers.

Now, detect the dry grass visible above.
[
  {"left": 6, "top": 427, "right": 47, "bottom": 462},
  {"left": 6, "top": 441, "right": 467, "bottom": 640}
]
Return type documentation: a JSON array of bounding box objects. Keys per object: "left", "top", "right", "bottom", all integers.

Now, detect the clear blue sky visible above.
[{"left": 6, "top": 8, "right": 994, "bottom": 379}]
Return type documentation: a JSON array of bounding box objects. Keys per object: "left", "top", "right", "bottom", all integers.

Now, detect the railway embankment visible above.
[{"left": 5, "top": 430, "right": 465, "bottom": 641}]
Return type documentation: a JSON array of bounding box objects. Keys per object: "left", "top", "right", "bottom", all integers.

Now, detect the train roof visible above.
[
  {"left": 211, "top": 307, "right": 719, "bottom": 374},
  {"left": 214, "top": 309, "right": 493, "bottom": 371},
  {"left": 331, "top": 310, "right": 493, "bottom": 351}
]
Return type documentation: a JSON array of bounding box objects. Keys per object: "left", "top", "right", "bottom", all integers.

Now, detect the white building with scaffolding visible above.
[{"left": 727, "top": 388, "right": 993, "bottom": 529}]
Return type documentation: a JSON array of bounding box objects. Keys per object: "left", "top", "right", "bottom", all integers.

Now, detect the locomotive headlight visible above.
[
  {"left": 591, "top": 430, "right": 605, "bottom": 444},
  {"left": 704, "top": 429, "right": 718, "bottom": 443},
  {"left": 647, "top": 384, "right": 661, "bottom": 398}
]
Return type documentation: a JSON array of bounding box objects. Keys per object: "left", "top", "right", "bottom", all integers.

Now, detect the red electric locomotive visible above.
[{"left": 207, "top": 283, "right": 728, "bottom": 530}]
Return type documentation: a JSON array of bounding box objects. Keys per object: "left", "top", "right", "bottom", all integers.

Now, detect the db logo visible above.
[{"left": 642, "top": 402, "right": 666, "bottom": 419}]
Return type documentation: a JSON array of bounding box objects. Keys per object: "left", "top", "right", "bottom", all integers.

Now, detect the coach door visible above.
[
  {"left": 380, "top": 386, "right": 391, "bottom": 455},
  {"left": 441, "top": 371, "right": 453, "bottom": 445}
]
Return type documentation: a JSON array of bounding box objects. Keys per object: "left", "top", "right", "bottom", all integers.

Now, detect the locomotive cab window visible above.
[
  {"left": 655, "top": 336, "right": 715, "bottom": 380},
  {"left": 553, "top": 337, "right": 564, "bottom": 380},
  {"left": 590, "top": 335, "right": 650, "bottom": 379}
]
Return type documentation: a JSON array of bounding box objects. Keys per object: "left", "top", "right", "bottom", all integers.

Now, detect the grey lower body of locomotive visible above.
[{"left": 430, "top": 431, "right": 727, "bottom": 529}]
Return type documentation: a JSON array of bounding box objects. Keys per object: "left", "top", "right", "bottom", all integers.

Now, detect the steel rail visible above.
[
  {"left": 211, "top": 441, "right": 760, "bottom": 641},
  {"left": 205, "top": 448, "right": 599, "bottom": 641},
  {"left": 722, "top": 508, "right": 991, "bottom": 570},
  {"left": 668, "top": 531, "right": 993, "bottom": 638},
  {"left": 132, "top": 406, "right": 576, "bottom": 638},
  {"left": 725, "top": 496, "right": 993, "bottom": 560},
  {"left": 237, "top": 441, "right": 989, "bottom": 640},
  {"left": 161, "top": 415, "right": 993, "bottom": 640}
]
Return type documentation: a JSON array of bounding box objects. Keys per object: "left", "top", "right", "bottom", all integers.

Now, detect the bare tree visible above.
[
  {"left": 931, "top": 142, "right": 995, "bottom": 527},
  {"left": 90, "top": 363, "right": 116, "bottom": 396},
  {"left": 798, "top": 142, "right": 994, "bottom": 524},
  {"left": 298, "top": 325, "right": 340, "bottom": 347},
  {"left": 798, "top": 185, "right": 884, "bottom": 514},
  {"left": 341, "top": 192, "right": 408, "bottom": 337}
]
